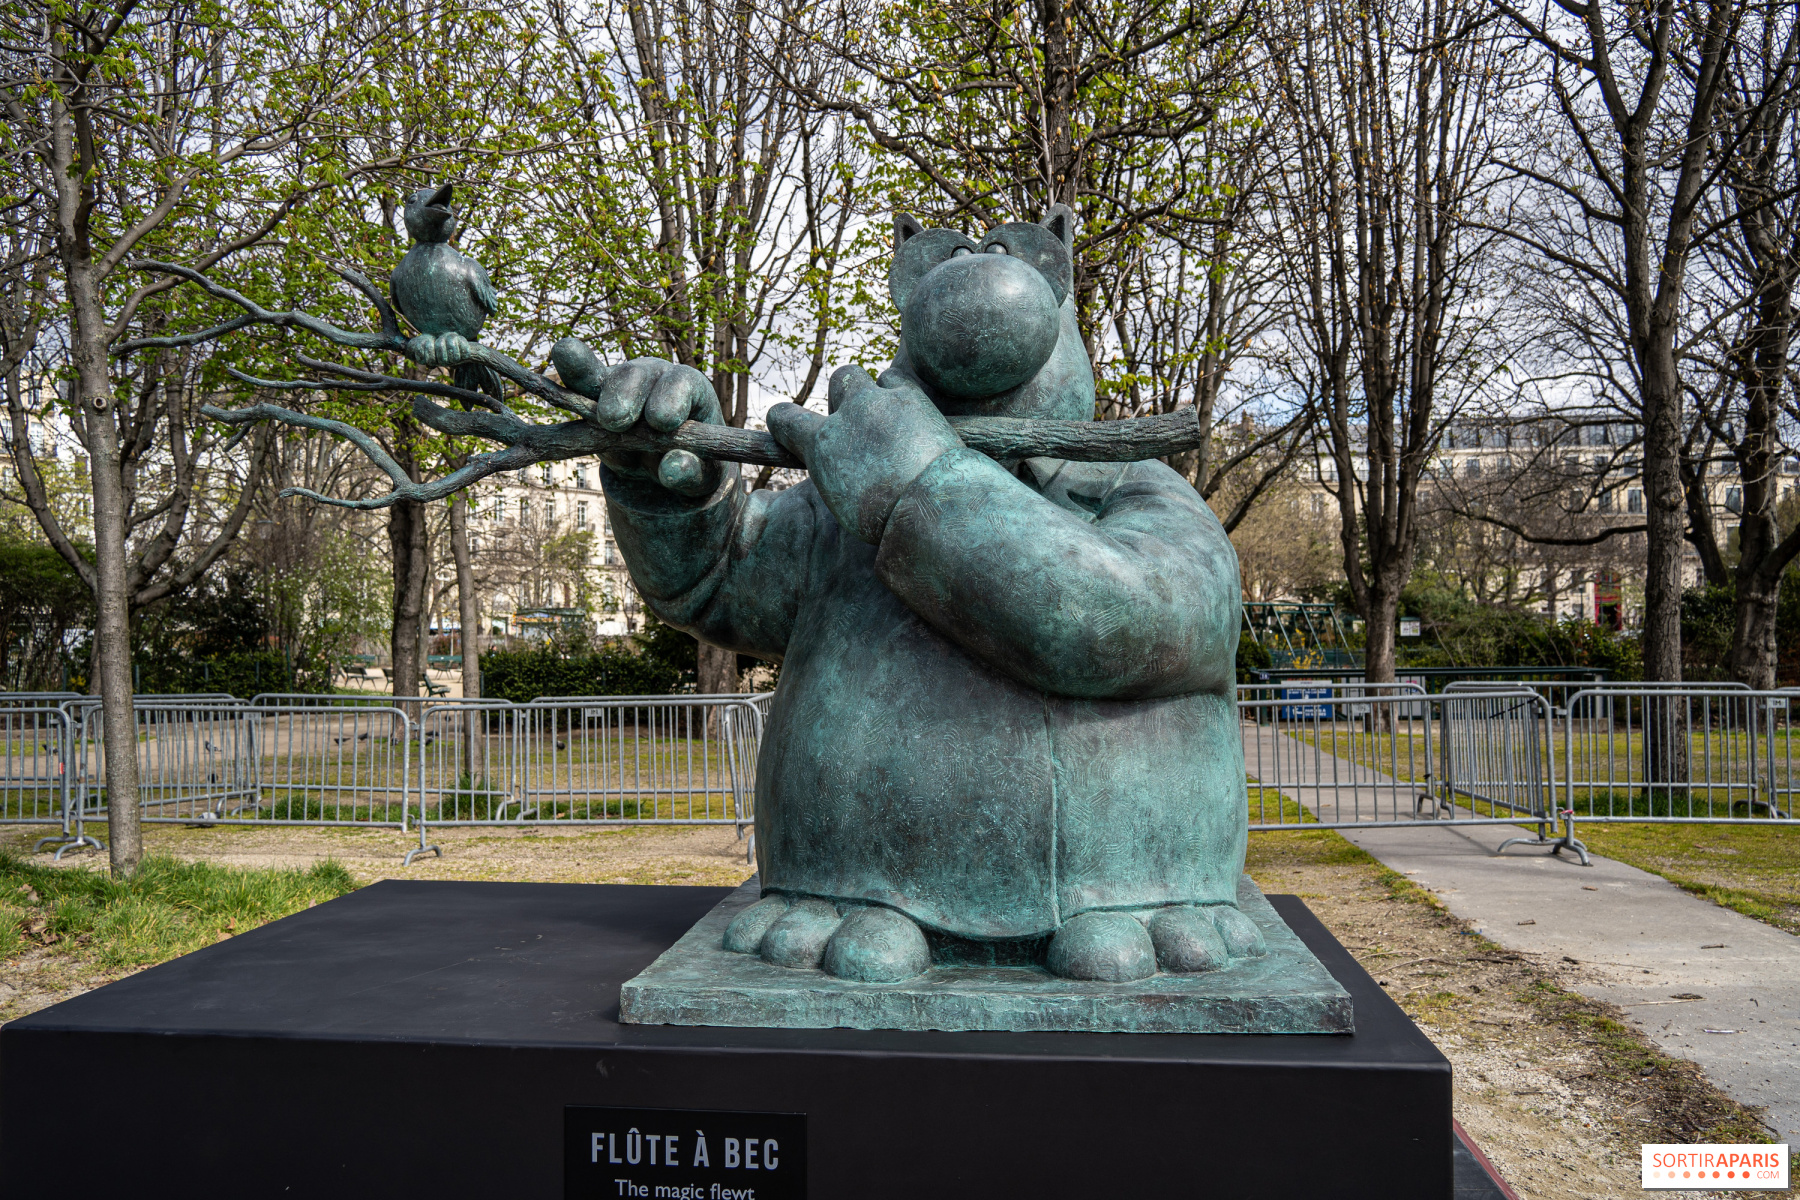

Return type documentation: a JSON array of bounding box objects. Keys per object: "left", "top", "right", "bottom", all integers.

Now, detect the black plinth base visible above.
[{"left": 1, "top": 881, "right": 1493, "bottom": 1199}]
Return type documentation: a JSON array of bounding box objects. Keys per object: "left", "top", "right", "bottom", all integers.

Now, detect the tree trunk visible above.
[
  {"left": 1728, "top": 566, "right": 1781, "bottom": 690},
  {"left": 418, "top": 564, "right": 432, "bottom": 692},
  {"left": 72, "top": 264, "right": 141, "bottom": 874},
  {"left": 1363, "top": 585, "right": 1399, "bottom": 686},
  {"left": 697, "top": 642, "right": 737, "bottom": 739},
  {"left": 388, "top": 496, "right": 428, "bottom": 700},
  {"left": 698, "top": 643, "right": 737, "bottom": 694},
  {"left": 448, "top": 491, "right": 482, "bottom": 777},
  {"left": 1641, "top": 355, "right": 1689, "bottom": 786},
  {"left": 1680, "top": 454, "right": 1730, "bottom": 588},
  {"left": 1362, "top": 571, "right": 1405, "bottom": 732},
  {"left": 450, "top": 492, "right": 481, "bottom": 700},
  {"left": 1640, "top": 359, "right": 1686, "bottom": 683}
]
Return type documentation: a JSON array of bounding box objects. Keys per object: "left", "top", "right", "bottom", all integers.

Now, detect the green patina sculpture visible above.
[
  {"left": 389, "top": 184, "right": 505, "bottom": 403},
  {"left": 571, "top": 208, "right": 1259, "bottom": 986},
  {"left": 134, "top": 192, "right": 1353, "bottom": 1029}
]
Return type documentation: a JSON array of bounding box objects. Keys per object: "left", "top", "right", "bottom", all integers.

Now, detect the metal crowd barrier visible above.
[
  {"left": 0, "top": 692, "right": 82, "bottom": 709},
  {"left": 1245, "top": 687, "right": 1526, "bottom": 827},
  {"left": 236, "top": 705, "right": 414, "bottom": 827},
  {"left": 56, "top": 701, "right": 255, "bottom": 853},
  {"left": 1237, "top": 680, "right": 1429, "bottom": 724},
  {"left": 10, "top": 683, "right": 1793, "bottom": 869},
  {"left": 1445, "top": 677, "right": 1750, "bottom": 720},
  {"left": 0, "top": 707, "right": 80, "bottom": 855},
  {"left": 1240, "top": 687, "right": 1585, "bottom": 859},
  {"left": 42, "top": 702, "right": 417, "bottom": 854},
  {"left": 1562, "top": 687, "right": 1797, "bottom": 824},
  {"left": 407, "top": 695, "right": 765, "bottom": 864},
  {"left": 1241, "top": 682, "right": 1798, "bottom": 862}
]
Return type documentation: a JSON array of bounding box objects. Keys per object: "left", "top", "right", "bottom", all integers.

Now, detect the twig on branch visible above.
[
  {"left": 1445, "top": 503, "right": 1647, "bottom": 547},
  {"left": 226, "top": 354, "right": 512, "bottom": 416},
  {"left": 121, "top": 261, "right": 596, "bottom": 420},
  {"left": 202, "top": 400, "right": 545, "bottom": 509}
]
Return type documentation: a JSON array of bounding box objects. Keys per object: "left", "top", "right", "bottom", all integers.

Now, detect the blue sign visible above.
[{"left": 1279, "top": 683, "right": 1334, "bottom": 720}]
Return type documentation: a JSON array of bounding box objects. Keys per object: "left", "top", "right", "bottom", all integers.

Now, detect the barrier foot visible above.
[
  {"left": 38, "top": 834, "right": 104, "bottom": 860},
  {"left": 1494, "top": 831, "right": 1551, "bottom": 857},
  {"left": 1550, "top": 834, "right": 1592, "bottom": 866},
  {"left": 1495, "top": 819, "right": 1590, "bottom": 867},
  {"left": 403, "top": 843, "right": 442, "bottom": 867}
]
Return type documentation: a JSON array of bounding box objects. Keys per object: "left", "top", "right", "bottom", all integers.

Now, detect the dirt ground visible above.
[
  {"left": 80, "top": 821, "right": 763, "bottom": 888},
  {"left": 3, "top": 822, "right": 1788, "bottom": 1199}
]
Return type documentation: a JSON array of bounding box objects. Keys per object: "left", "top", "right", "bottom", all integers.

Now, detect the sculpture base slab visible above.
[
  {"left": 620, "top": 874, "right": 1353, "bottom": 1033},
  {"left": 1, "top": 881, "right": 1489, "bottom": 1198}
]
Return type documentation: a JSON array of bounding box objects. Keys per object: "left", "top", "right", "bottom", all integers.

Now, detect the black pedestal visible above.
[{"left": 0, "top": 882, "right": 1495, "bottom": 1199}]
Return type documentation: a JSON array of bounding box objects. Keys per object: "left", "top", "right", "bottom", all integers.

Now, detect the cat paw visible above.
[
  {"left": 1210, "top": 904, "right": 1267, "bottom": 958},
  {"left": 1148, "top": 906, "right": 1230, "bottom": 972},
  {"left": 723, "top": 894, "right": 790, "bottom": 954},
  {"left": 1047, "top": 911, "right": 1157, "bottom": 982},
  {"left": 759, "top": 898, "right": 843, "bottom": 969},
  {"left": 822, "top": 906, "right": 930, "bottom": 982}
]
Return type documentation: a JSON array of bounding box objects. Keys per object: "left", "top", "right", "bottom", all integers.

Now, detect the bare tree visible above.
[
  {"left": 518, "top": 0, "right": 864, "bottom": 694},
  {"left": 1262, "top": 0, "right": 1513, "bottom": 684},
  {"left": 1494, "top": 0, "right": 1743, "bottom": 681},
  {"left": 784, "top": 0, "right": 1249, "bottom": 354},
  {"left": 243, "top": 432, "right": 391, "bottom": 685},
  {"left": 1095, "top": 109, "right": 1315, "bottom": 530},
  {"left": 1680, "top": 3, "right": 1800, "bottom": 686}
]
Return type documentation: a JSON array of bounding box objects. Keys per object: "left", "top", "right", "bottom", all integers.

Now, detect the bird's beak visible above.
[{"left": 426, "top": 183, "right": 454, "bottom": 211}]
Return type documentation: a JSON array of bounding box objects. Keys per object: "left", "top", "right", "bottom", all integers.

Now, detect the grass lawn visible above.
[
  {"left": 0, "top": 851, "right": 355, "bottom": 969},
  {"left": 1573, "top": 823, "right": 1800, "bottom": 935}
]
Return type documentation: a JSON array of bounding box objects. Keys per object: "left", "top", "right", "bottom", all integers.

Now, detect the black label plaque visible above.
[{"left": 565, "top": 1105, "right": 806, "bottom": 1200}]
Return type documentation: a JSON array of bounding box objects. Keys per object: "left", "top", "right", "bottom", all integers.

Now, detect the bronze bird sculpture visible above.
[{"left": 390, "top": 184, "right": 503, "bottom": 402}]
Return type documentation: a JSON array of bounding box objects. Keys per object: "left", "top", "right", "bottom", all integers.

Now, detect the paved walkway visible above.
[{"left": 1246, "top": 723, "right": 1800, "bottom": 1139}]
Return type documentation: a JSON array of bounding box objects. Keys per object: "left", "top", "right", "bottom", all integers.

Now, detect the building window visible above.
[
  {"left": 1628, "top": 488, "right": 1643, "bottom": 514},
  {"left": 605, "top": 540, "right": 618, "bottom": 565},
  {"left": 1599, "top": 489, "right": 1613, "bottom": 513},
  {"left": 574, "top": 463, "right": 589, "bottom": 489},
  {"left": 519, "top": 497, "right": 531, "bottom": 523},
  {"left": 540, "top": 464, "right": 554, "bottom": 487},
  {"left": 576, "top": 500, "right": 589, "bottom": 529},
  {"left": 1463, "top": 457, "right": 1481, "bottom": 479},
  {"left": 1725, "top": 486, "right": 1743, "bottom": 514}
]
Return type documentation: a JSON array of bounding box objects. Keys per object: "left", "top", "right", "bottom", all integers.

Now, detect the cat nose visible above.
[{"left": 902, "top": 253, "right": 1060, "bottom": 400}]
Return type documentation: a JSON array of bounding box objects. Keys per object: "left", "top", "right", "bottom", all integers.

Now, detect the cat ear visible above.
[
  {"left": 889, "top": 226, "right": 977, "bottom": 310},
  {"left": 895, "top": 213, "right": 926, "bottom": 249},
  {"left": 1041, "top": 204, "right": 1076, "bottom": 250},
  {"left": 979, "top": 222, "right": 1072, "bottom": 307}
]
